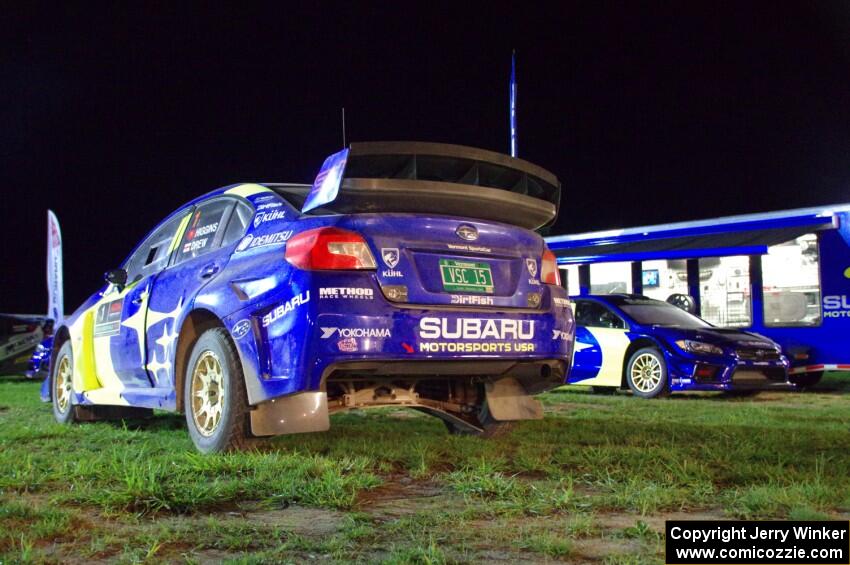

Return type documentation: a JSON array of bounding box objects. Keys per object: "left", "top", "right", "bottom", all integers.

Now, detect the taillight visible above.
[
  {"left": 285, "top": 227, "right": 377, "bottom": 270},
  {"left": 541, "top": 248, "right": 561, "bottom": 285}
]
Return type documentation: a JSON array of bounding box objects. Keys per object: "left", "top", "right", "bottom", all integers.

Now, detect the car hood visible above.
[{"left": 653, "top": 326, "right": 778, "bottom": 349}]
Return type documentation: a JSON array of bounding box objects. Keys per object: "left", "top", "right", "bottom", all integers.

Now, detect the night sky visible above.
[{"left": 4, "top": 3, "right": 850, "bottom": 314}]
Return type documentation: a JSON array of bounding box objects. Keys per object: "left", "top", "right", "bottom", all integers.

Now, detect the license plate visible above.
[{"left": 439, "top": 259, "right": 494, "bottom": 293}]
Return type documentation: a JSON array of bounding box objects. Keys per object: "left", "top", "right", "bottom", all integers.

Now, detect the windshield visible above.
[{"left": 619, "top": 302, "right": 712, "bottom": 328}]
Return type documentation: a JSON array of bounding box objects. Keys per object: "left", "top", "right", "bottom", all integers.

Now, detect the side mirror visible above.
[{"left": 104, "top": 268, "right": 128, "bottom": 288}]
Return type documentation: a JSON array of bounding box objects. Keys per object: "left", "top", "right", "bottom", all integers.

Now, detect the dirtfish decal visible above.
[
  {"left": 262, "top": 291, "right": 310, "bottom": 327},
  {"left": 451, "top": 295, "right": 494, "bottom": 306}
]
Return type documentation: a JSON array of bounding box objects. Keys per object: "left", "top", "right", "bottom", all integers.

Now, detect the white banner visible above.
[{"left": 47, "top": 210, "right": 64, "bottom": 323}]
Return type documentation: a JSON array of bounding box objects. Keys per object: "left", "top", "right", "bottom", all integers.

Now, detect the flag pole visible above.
[{"left": 510, "top": 50, "right": 518, "bottom": 158}]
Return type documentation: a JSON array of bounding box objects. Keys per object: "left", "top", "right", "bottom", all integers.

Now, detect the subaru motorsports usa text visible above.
[
  {"left": 569, "top": 294, "right": 789, "bottom": 398},
  {"left": 45, "top": 142, "right": 575, "bottom": 452}
]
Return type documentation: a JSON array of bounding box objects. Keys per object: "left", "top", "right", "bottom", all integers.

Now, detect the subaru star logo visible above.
[
  {"left": 456, "top": 224, "right": 478, "bottom": 241},
  {"left": 231, "top": 319, "right": 252, "bottom": 339}
]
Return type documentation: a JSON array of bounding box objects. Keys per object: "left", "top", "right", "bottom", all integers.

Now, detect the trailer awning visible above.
[{"left": 547, "top": 218, "right": 835, "bottom": 264}]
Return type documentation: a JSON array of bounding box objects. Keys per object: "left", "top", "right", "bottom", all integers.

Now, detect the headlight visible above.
[{"left": 675, "top": 340, "right": 724, "bottom": 356}]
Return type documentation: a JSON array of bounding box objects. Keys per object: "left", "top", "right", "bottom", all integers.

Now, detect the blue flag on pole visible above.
[{"left": 46, "top": 210, "right": 64, "bottom": 322}]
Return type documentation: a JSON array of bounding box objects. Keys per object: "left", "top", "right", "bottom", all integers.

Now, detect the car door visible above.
[
  {"left": 570, "top": 300, "right": 632, "bottom": 386},
  {"left": 144, "top": 198, "right": 244, "bottom": 388},
  {"left": 91, "top": 210, "right": 192, "bottom": 391}
]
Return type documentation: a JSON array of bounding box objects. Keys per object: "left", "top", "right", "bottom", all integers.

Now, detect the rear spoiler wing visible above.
[{"left": 302, "top": 141, "right": 561, "bottom": 230}]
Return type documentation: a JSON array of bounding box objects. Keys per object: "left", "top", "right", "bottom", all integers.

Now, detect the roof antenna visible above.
[
  {"left": 341, "top": 107, "right": 347, "bottom": 148},
  {"left": 509, "top": 49, "right": 518, "bottom": 158}
]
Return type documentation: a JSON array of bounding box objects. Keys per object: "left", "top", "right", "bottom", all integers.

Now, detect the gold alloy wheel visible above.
[
  {"left": 55, "top": 355, "right": 73, "bottom": 413},
  {"left": 630, "top": 352, "right": 663, "bottom": 393},
  {"left": 190, "top": 350, "right": 225, "bottom": 437}
]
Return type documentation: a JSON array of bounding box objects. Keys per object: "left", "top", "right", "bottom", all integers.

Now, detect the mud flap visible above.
[
  {"left": 484, "top": 377, "right": 543, "bottom": 421},
  {"left": 249, "top": 392, "right": 330, "bottom": 437}
]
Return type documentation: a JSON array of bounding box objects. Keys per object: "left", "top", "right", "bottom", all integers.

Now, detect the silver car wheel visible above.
[{"left": 630, "top": 353, "right": 663, "bottom": 393}]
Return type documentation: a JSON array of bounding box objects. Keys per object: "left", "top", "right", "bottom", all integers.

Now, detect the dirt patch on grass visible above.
[
  {"left": 243, "top": 505, "right": 347, "bottom": 537},
  {"left": 356, "top": 477, "right": 472, "bottom": 519},
  {"left": 595, "top": 508, "right": 726, "bottom": 533},
  {"left": 473, "top": 549, "right": 553, "bottom": 563},
  {"left": 543, "top": 401, "right": 618, "bottom": 413},
  {"left": 572, "top": 538, "right": 645, "bottom": 561}
]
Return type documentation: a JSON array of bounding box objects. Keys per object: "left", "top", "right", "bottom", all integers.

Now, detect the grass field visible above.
[{"left": 1, "top": 374, "right": 849, "bottom": 564}]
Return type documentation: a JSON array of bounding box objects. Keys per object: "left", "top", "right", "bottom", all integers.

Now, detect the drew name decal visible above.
[
  {"left": 183, "top": 239, "right": 208, "bottom": 253},
  {"left": 261, "top": 291, "right": 310, "bottom": 327}
]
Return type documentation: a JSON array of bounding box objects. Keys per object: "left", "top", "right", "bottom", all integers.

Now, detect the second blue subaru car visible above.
[{"left": 569, "top": 294, "right": 789, "bottom": 397}]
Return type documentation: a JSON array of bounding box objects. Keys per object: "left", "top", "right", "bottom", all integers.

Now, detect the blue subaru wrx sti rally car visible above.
[
  {"left": 569, "top": 294, "right": 789, "bottom": 397},
  {"left": 46, "top": 142, "right": 574, "bottom": 452}
]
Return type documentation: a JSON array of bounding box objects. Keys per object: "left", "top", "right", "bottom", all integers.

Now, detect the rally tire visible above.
[
  {"left": 790, "top": 371, "right": 823, "bottom": 389},
  {"left": 444, "top": 400, "right": 516, "bottom": 438},
  {"left": 625, "top": 347, "right": 669, "bottom": 399},
  {"left": 184, "top": 327, "right": 251, "bottom": 453},
  {"left": 51, "top": 340, "right": 77, "bottom": 425}
]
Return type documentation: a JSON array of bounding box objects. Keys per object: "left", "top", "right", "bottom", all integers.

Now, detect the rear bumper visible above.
[{"left": 229, "top": 276, "right": 575, "bottom": 405}]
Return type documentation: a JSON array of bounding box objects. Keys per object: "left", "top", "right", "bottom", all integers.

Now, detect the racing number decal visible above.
[{"left": 93, "top": 298, "right": 124, "bottom": 337}]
